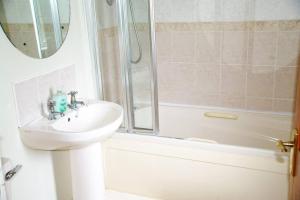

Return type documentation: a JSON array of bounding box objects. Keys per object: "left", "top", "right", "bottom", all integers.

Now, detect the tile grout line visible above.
[
  {"left": 244, "top": 0, "right": 252, "bottom": 110},
  {"left": 272, "top": 20, "right": 280, "bottom": 111},
  {"left": 218, "top": 0, "right": 223, "bottom": 106}
]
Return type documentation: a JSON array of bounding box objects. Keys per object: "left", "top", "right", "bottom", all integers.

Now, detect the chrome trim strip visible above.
[
  {"left": 148, "top": 0, "right": 159, "bottom": 134},
  {"left": 116, "top": 0, "right": 133, "bottom": 131}
]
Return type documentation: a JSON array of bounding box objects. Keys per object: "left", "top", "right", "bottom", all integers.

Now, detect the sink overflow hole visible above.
[{"left": 68, "top": 118, "right": 71, "bottom": 122}]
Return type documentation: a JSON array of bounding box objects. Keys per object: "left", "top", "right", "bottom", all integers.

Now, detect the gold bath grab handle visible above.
[
  {"left": 276, "top": 129, "right": 298, "bottom": 176},
  {"left": 276, "top": 140, "right": 294, "bottom": 152},
  {"left": 204, "top": 112, "right": 238, "bottom": 120}
]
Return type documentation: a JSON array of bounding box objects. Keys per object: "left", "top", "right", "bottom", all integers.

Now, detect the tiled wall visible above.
[
  {"left": 100, "top": 20, "right": 299, "bottom": 113},
  {"left": 14, "top": 65, "right": 77, "bottom": 126},
  {"left": 98, "top": 0, "right": 300, "bottom": 113},
  {"left": 99, "top": 24, "right": 153, "bottom": 108},
  {"left": 99, "top": 27, "right": 123, "bottom": 105},
  {"left": 156, "top": 21, "right": 300, "bottom": 112},
  {"left": 153, "top": 0, "right": 300, "bottom": 112}
]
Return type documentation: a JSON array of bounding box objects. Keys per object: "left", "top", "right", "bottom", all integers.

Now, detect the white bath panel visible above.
[{"left": 106, "top": 190, "right": 161, "bottom": 200}]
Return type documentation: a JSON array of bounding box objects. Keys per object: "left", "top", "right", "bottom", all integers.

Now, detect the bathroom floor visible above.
[{"left": 106, "top": 190, "right": 160, "bottom": 200}]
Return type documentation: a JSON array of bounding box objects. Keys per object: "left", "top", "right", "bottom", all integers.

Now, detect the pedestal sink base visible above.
[{"left": 70, "top": 143, "right": 105, "bottom": 200}]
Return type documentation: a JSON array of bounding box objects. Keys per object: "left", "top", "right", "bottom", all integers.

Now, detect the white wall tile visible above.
[
  {"left": 14, "top": 65, "right": 76, "bottom": 126},
  {"left": 154, "top": 0, "right": 300, "bottom": 22},
  {"left": 196, "top": 0, "right": 220, "bottom": 22},
  {"left": 60, "top": 65, "right": 77, "bottom": 93},
  {"left": 154, "top": 0, "right": 174, "bottom": 22},
  {"left": 222, "top": 0, "right": 250, "bottom": 22},
  {"left": 253, "top": 0, "right": 281, "bottom": 21},
  {"left": 14, "top": 77, "right": 40, "bottom": 127},
  {"left": 171, "top": 0, "right": 196, "bottom": 22}
]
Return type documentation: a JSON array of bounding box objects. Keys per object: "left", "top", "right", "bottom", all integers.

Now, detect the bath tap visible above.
[{"left": 68, "top": 91, "right": 85, "bottom": 110}]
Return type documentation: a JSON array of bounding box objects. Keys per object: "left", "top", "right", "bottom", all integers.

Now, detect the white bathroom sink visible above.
[{"left": 20, "top": 101, "right": 123, "bottom": 150}]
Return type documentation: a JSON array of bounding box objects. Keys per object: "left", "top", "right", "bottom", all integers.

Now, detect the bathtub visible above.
[{"left": 103, "top": 104, "right": 292, "bottom": 200}]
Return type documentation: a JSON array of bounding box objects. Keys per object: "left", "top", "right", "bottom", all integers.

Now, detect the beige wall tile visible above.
[
  {"left": 195, "top": 31, "right": 220, "bottom": 64},
  {"left": 182, "top": 94, "right": 221, "bottom": 106},
  {"left": 222, "top": 22, "right": 252, "bottom": 31},
  {"left": 273, "top": 99, "right": 295, "bottom": 112},
  {"left": 248, "top": 31, "right": 277, "bottom": 65},
  {"left": 222, "top": 31, "right": 248, "bottom": 64},
  {"left": 247, "top": 66, "right": 274, "bottom": 98},
  {"left": 157, "top": 63, "right": 171, "bottom": 89},
  {"left": 171, "top": 31, "right": 196, "bottom": 62},
  {"left": 246, "top": 97, "right": 273, "bottom": 111},
  {"left": 157, "top": 62, "right": 221, "bottom": 106},
  {"left": 274, "top": 67, "right": 298, "bottom": 98},
  {"left": 279, "top": 20, "right": 300, "bottom": 31},
  {"left": 194, "top": 64, "right": 220, "bottom": 94},
  {"left": 277, "top": 31, "right": 300, "bottom": 66},
  {"left": 130, "top": 21, "right": 300, "bottom": 113},
  {"left": 100, "top": 28, "right": 123, "bottom": 104},
  {"left": 101, "top": 32, "right": 118, "bottom": 54},
  {"left": 221, "top": 65, "right": 246, "bottom": 97},
  {"left": 156, "top": 31, "right": 172, "bottom": 63},
  {"left": 221, "top": 96, "right": 246, "bottom": 109},
  {"left": 157, "top": 63, "right": 196, "bottom": 95},
  {"left": 169, "top": 63, "right": 196, "bottom": 90},
  {"left": 255, "top": 21, "right": 278, "bottom": 31}
]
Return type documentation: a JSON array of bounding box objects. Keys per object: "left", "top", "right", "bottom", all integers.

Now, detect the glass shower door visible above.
[
  {"left": 93, "top": 0, "right": 158, "bottom": 134},
  {"left": 116, "top": 0, "right": 158, "bottom": 133}
]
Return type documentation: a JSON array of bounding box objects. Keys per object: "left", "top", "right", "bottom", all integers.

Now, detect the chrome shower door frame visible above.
[
  {"left": 84, "top": 0, "right": 159, "bottom": 135},
  {"left": 148, "top": 0, "right": 159, "bottom": 134},
  {"left": 116, "top": 0, "right": 134, "bottom": 132},
  {"left": 116, "top": 0, "right": 159, "bottom": 134}
]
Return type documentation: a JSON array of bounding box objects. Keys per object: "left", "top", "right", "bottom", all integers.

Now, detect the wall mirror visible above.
[{"left": 0, "top": 0, "right": 70, "bottom": 59}]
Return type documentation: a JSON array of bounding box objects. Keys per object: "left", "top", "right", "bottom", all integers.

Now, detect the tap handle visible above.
[
  {"left": 47, "top": 99, "right": 56, "bottom": 109},
  {"left": 68, "top": 91, "right": 78, "bottom": 96}
]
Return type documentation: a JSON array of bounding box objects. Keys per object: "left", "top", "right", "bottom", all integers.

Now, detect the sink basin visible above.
[
  {"left": 20, "top": 100, "right": 123, "bottom": 200},
  {"left": 20, "top": 101, "right": 123, "bottom": 150}
]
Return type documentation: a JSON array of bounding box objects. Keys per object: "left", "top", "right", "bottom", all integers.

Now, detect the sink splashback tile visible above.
[
  {"left": 14, "top": 65, "right": 77, "bottom": 127},
  {"left": 14, "top": 77, "right": 40, "bottom": 127}
]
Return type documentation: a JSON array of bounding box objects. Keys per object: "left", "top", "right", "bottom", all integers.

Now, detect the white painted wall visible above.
[{"left": 0, "top": 1, "right": 96, "bottom": 200}]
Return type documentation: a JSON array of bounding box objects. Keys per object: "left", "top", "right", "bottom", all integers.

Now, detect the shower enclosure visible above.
[
  {"left": 87, "top": 0, "right": 159, "bottom": 134},
  {"left": 87, "top": 0, "right": 299, "bottom": 140}
]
